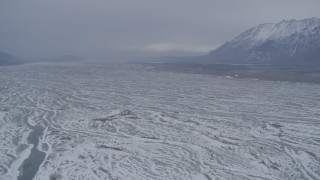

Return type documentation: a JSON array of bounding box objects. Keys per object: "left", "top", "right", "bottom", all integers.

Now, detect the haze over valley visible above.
[{"left": 1, "top": 1, "right": 320, "bottom": 180}]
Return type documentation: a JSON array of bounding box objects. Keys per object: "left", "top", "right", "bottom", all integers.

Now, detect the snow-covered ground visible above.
[{"left": 0, "top": 63, "right": 320, "bottom": 180}]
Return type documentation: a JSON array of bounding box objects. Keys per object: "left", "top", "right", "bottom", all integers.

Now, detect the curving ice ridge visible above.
[{"left": 0, "top": 63, "right": 320, "bottom": 180}]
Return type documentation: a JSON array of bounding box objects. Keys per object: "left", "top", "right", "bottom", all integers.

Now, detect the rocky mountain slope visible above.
[
  {"left": 0, "top": 52, "right": 22, "bottom": 66},
  {"left": 203, "top": 18, "right": 320, "bottom": 65}
]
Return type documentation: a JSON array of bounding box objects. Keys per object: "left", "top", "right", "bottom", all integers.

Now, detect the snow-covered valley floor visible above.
[{"left": 0, "top": 63, "right": 319, "bottom": 180}]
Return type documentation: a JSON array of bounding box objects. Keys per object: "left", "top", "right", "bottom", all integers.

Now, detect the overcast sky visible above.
[{"left": 1, "top": 0, "right": 320, "bottom": 60}]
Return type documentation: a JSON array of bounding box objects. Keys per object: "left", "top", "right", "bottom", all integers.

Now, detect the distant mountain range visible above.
[
  {"left": 0, "top": 52, "right": 85, "bottom": 66},
  {"left": 201, "top": 18, "right": 320, "bottom": 65},
  {"left": 41, "top": 55, "right": 85, "bottom": 63},
  {"left": 0, "top": 52, "right": 23, "bottom": 66}
]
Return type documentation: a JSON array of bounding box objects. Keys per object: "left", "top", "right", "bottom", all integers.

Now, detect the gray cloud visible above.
[{"left": 1, "top": 0, "right": 320, "bottom": 60}]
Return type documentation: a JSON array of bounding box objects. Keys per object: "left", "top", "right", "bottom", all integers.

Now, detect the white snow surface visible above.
[{"left": 0, "top": 63, "right": 320, "bottom": 180}]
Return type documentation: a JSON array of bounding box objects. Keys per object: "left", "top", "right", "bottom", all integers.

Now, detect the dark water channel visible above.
[{"left": 18, "top": 123, "right": 46, "bottom": 180}]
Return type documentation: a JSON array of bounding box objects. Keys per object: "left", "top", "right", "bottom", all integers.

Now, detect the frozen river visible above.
[{"left": 0, "top": 63, "right": 319, "bottom": 180}]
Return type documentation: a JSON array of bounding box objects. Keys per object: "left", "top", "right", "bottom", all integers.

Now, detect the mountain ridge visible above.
[
  {"left": 202, "top": 17, "right": 320, "bottom": 65},
  {"left": 0, "top": 52, "right": 23, "bottom": 66}
]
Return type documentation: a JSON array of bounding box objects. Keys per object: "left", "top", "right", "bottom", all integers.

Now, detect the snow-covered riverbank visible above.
[{"left": 1, "top": 63, "right": 319, "bottom": 180}]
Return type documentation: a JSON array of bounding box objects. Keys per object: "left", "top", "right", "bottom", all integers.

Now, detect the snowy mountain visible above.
[
  {"left": 0, "top": 52, "right": 22, "bottom": 66},
  {"left": 203, "top": 18, "right": 320, "bottom": 65}
]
